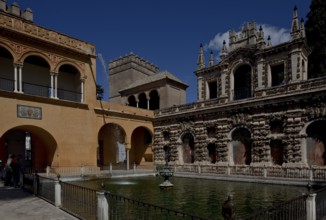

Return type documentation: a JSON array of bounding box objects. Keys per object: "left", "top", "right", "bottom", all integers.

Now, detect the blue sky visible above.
[{"left": 13, "top": 1, "right": 310, "bottom": 103}]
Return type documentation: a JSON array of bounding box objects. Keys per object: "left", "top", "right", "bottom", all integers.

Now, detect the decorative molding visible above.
[{"left": 17, "top": 105, "right": 42, "bottom": 120}]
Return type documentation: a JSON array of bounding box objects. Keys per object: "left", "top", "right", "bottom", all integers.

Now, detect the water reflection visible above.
[{"left": 73, "top": 176, "right": 307, "bottom": 219}]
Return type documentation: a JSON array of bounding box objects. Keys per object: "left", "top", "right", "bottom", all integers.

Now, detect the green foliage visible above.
[
  {"left": 305, "top": 0, "right": 326, "bottom": 78},
  {"left": 96, "top": 84, "right": 104, "bottom": 100}
]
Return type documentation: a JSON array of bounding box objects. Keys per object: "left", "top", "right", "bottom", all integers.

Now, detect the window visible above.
[
  {"left": 208, "top": 81, "right": 217, "bottom": 99},
  {"left": 271, "top": 63, "right": 284, "bottom": 87}
]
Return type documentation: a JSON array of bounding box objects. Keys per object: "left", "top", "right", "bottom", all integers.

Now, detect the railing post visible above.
[
  {"left": 133, "top": 163, "right": 136, "bottom": 173},
  {"left": 306, "top": 193, "right": 316, "bottom": 220},
  {"left": 109, "top": 163, "right": 112, "bottom": 172},
  {"left": 46, "top": 166, "right": 50, "bottom": 177},
  {"left": 55, "top": 180, "right": 62, "bottom": 207},
  {"left": 97, "top": 191, "right": 109, "bottom": 220},
  {"left": 33, "top": 173, "right": 39, "bottom": 195},
  {"left": 80, "top": 166, "right": 85, "bottom": 177},
  {"left": 227, "top": 165, "right": 231, "bottom": 176},
  {"left": 198, "top": 164, "right": 201, "bottom": 174},
  {"left": 263, "top": 166, "right": 267, "bottom": 178},
  {"left": 309, "top": 168, "right": 314, "bottom": 181}
]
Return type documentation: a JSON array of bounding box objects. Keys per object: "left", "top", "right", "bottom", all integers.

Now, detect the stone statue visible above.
[{"left": 222, "top": 195, "right": 236, "bottom": 220}]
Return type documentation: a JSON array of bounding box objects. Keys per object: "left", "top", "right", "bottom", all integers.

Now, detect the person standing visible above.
[
  {"left": 12, "top": 154, "right": 22, "bottom": 188},
  {"left": 4, "top": 154, "right": 13, "bottom": 186}
]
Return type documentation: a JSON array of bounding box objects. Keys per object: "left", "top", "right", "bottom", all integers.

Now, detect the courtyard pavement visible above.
[{"left": 0, "top": 182, "right": 78, "bottom": 220}]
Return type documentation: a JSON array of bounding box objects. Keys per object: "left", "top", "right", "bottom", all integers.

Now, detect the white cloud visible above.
[{"left": 205, "top": 23, "right": 291, "bottom": 59}]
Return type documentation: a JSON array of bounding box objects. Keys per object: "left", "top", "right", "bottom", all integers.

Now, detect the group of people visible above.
[{"left": 0, "top": 154, "right": 22, "bottom": 187}]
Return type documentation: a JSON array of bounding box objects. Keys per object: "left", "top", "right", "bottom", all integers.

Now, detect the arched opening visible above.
[
  {"left": 306, "top": 120, "right": 326, "bottom": 166},
  {"left": 98, "top": 124, "right": 126, "bottom": 169},
  {"left": 0, "top": 126, "right": 57, "bottom": 172},
  {"left": 0, "top": 46, "right": 14, "bottom": 91},
  {"left": 128, "top": 95, "right": 137, "bottom": 107},
  {"left": 181, "top": 133, "right": 195, "bottom": 163},
  {"left": 23, "top": 55, "right": 51, "bottom": 97},
  {"left": 58, "top": 64, "right": 81, "bottom": 102},
  {"left": 149, "top": 90, "right": 160, "bottom": 110},
  {"left": 270, "top": 139, "right": 284, "bottom": 165},
  {"left": 232, "top": 127, "right": 252, "bottom": 165},
  {"left": 131, "top": 127, "right": 153, "bottom": 166},
  {"left": 207, "top": 143, "right": 217, "bottom": 163},
  {"left": 138, "top": 93, "right": 147, "bottom": 109},
  {"left": 233, "top": 65, "right": 252, "bottom": 100},
  {"left": 163, "top": 145, "right": 170, "bottom": 163}
]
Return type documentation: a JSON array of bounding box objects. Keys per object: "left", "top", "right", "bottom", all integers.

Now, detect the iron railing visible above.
[
  {"left": 22, "top": 172, "right": 34, "bottom": 193},
  {"left": 105, "top": 192, "right": 212, "bottom": 220},
  {"left": 316, "top": 187, "right": 326, "bottom": 219},
  {"left": 241, "top": 193, "right": 308, "bottom": 220},
  {"left": 57, "top": 88, "right": 81, "bottom": 102},
  {"left": 0, "top": 77, "right": 14, "bottom": 91},
  {"left": 37, "top": 175, "right": 56, "bottom": 204},
  {"left": 60, "top": 181, "right": 97, "bottom": 220},
  {"left": 23, "top": 82, "right": 51, "bottom": 98}
]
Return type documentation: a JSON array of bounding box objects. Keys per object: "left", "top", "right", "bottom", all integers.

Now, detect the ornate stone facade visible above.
[{"left": 153, "top": 7, "right": 326, "bottom": 168}]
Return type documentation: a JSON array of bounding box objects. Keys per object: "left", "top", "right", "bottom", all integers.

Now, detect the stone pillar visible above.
[
  {"left": 54, "top": 73, "right": 58, "bottom": 98},
  {"left": 97, "top": 191, "right": 109, "bottom": 220},
  {"left": 18, "top": 64, "right": 23, "bottom": 93},
  {"left": 197, "top": 76, "right": 203, "bottom": 101},
  {"left": 126, "top": 148, "right": 130, "bottom": 170},
  {"left": 306, "top": 193, "right": 316, "bottom": 220},
  {"left": 147, "top": 99, "right": 150, "bottom": 110},
  {"left": 55, "top": 180, "right": 62, "bottom": 207},
  {"left": 80, "top": 78, "right": 85, "bottom": 103},
  {"left": 50, "top": 72, "right": 55, "bottom": 98},
  {"left": 14, "top": 64, "right": 18, "bottom": 92},
  {"left": 46, "top": 166, "right": 50, "bottom": 176},
  {"left": 136, "top": 101, "right": 139, "bottom": 108}
]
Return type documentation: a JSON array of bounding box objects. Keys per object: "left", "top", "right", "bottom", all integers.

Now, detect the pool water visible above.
[{"left": 73, "top": 176, "right": 308, "bottom": 219}]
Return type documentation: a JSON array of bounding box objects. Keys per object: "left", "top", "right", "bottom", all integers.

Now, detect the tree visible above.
[
  {"left": 96, "top": 84, "right": 104, "bottom": 100},
  {"left": 305, "top": 0, "right": 326, "bottom": 78}
]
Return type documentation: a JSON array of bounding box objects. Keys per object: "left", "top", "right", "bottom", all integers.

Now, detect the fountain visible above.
[{"left": 158, "top": 162, "right": 174, "bottom": 188}]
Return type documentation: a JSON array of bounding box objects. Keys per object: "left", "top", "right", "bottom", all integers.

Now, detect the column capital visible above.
[
  {"left": 13, "top": 62, "right": 23, "bottom": 68},
  {"left": 80, "top": 75, "right": 87, "bottom": 82},
  {"left": 50, "top": 71, "right": 58, "bottom": 76}
]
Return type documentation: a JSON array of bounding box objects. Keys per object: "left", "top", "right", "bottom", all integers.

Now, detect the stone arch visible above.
[
  {"left": 0, "top": 43, "right": 15, "bottom": 60},
  {"left": 128, "top": 95, "right": 137, "bottom": 107},
  {"left": 304, "top": 119, "right": 326, "bottom": 166},
  {"left": 20, "top": 51, "right": 52, "bottom": 69},
  {"left": 130, "top": 126, "right": 153, "bottom": 166},
  {"left": 0, "top": 45, "right": 15, "bottom": 91},
  {"left": 57, "top": 63, "right": 82, "bottom": 102},
  {"left": 178, "top": 132, "right": 195, "bottom": 164},
  {"left": 97, "top": 123, "right": 127, "bottom": 168},
  {"left": 23, "top": 55, "right": 52, "bottom": 97},
  {"left": 55, "top": 61, "right": 83, "bottom": 78},
  {"left": 138, "top": 93, "right": 147, "bottom": 109},
  {"left": 230, "top": 126, "right": 252, "bottom": 165},
  {"left": 0, "top": 125, "right": 57, "bottom": 171}
]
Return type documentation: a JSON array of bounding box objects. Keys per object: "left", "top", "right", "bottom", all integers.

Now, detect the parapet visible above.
[
  {"left": 0, "top": 1, "right": 33, "bottom": 22},
  {"left": 109, "top": 53, "right": 159, "bottom": 74},
  {"left": 229, "top": 22, "right": 258, "bottom": 51}
]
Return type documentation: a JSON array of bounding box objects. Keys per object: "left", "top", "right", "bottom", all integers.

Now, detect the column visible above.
[
  {"left": 18, "top": 64, "right": 23, "bottom": 93},
  {"left": 80, "top": 78, "right": 85, "bottom": 103},
  {"left": 136, "top": 101, "right": 139, "bottom": 108},
  {"left": 97, "top": 191, "right": 109, "bottom": 220},
  {"left": 126, "top": 148, "right": 130, "bottom": 170},
  {"left": 147, "top": 99, "right": 150, "bottom": 110},
  {"left": 13, "top": 64, "right": 18, "bottom": 92},
  {"left": 50, "top": 72, "right": 54, "bottom": 98},
  {"left": 54, "top": 73, "right": 58, "bottom": 98},
  {"left": 55, "top": 180, "right": 62, "bottom": 207},
  {"left": 306, "top": 193, "right": 316, "bottom": 220}
]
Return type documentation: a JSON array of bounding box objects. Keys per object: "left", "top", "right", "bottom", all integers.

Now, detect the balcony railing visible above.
[
  {"left": 0, "top": 77, "right": 82, "bottom": 103},
  {"left": 57, "top": 88, "right": 81, "bottom": 102},
  {"left": 0, "top": 77, "right": 14, "bottom": 91},
  {"left": 234, "top": 87, "right": 251, "bottom": 100}
]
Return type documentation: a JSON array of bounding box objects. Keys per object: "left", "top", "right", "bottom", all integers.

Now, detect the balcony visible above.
[{"left": 0, "top": 77, "right": 82, "bottom": 103}]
